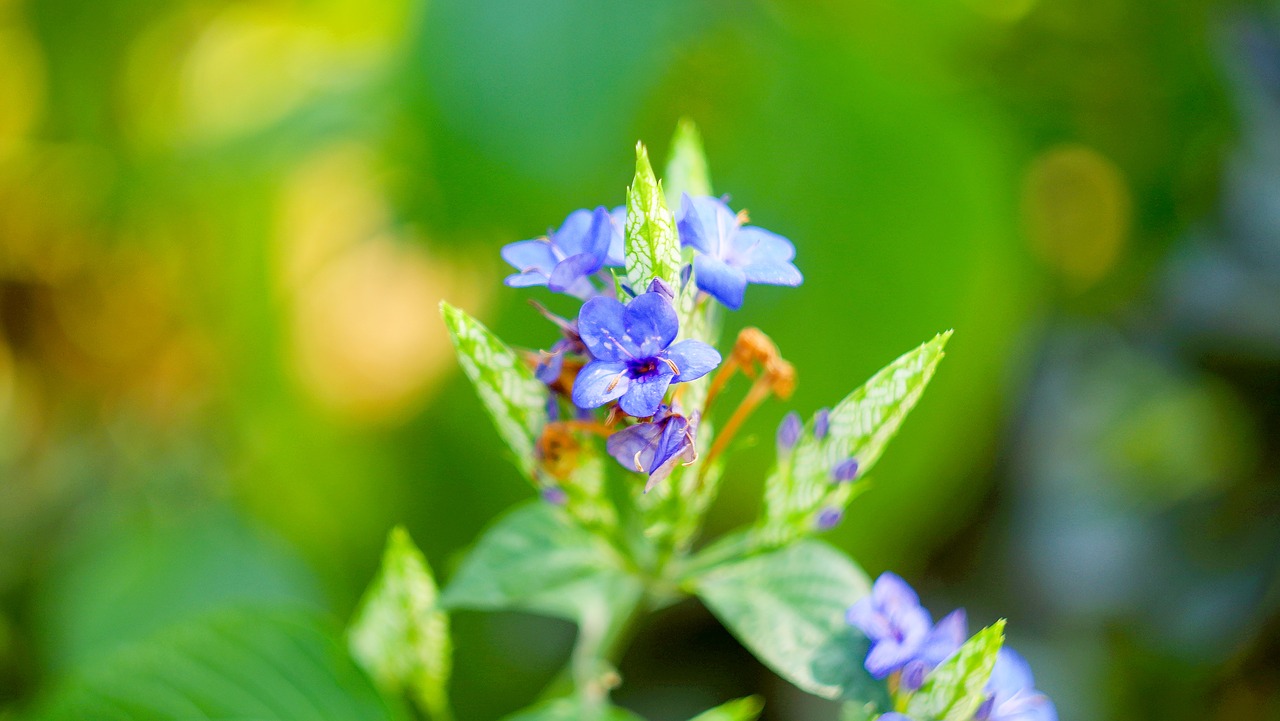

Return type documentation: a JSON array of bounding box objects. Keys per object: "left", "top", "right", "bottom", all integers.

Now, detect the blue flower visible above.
[
  {"left": 502, "top": 206, "right": 624, "bottom": 298},
  {"left": 975, "top": 649, "right": 1057, "bottom": 721},
  {"left": 777, "top": 411, "right": 803, "bottom": 454},
  {"left": 899, "top": 609, "right": 968, "bottom": 692},
  {"left": 606, "top": 405, "right": 698, "bottom": 492},
  {"left": 571, "top": 289, "right": 721, "bottom": 417},
  {"left": 816, "top": 507, "right": 843, "bottom": 530},
  {"left": 814, "top": 407, "right": 831, "bottom": 439},
  {"left": 846, "top": 572, "right": 933, "bottom": 679},
  {"left": 878, "top": 715, "right": 918, "bottom": 721},
  {"left": 831, "top": 458, "right": 860, "bottom": 483},
  {"left": 676, "top": 194, "right": 802, "bottom": 309}
]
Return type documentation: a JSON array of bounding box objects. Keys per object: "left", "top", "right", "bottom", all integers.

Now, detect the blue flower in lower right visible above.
[{"left": 975, "top": 649, "right": 1057, "bottom": 721}]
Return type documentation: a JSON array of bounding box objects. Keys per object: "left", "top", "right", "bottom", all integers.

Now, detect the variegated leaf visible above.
[
  {"left": 625, "top": 142, "right": 681, "bottom": 293},
  {"left": 905, "top": 620, "right": 1004, "bottom": 721},
  {"left": 441, "top": 302, "right": 547, "bottom": 479}
]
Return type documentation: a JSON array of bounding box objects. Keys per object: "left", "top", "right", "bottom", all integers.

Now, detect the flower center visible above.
[{"left": 627, "top": 358, "right": 659, "bottom": 378}]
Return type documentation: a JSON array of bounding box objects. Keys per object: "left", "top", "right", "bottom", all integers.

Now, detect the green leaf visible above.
[
  {"left": 624, "top": 142, "right": 681, "bottom": 293},
  {"left": 693, "top": 540, "right": 886, "bottom": 705},
  {"left": 439, "top": 501, "right": 642, "bottom": 625},
  {"left": 441, "top": 302, "right": 548, "bottom": 479},
  {"left": 905, "top": 620, "right": 1005, "bottom": 721},
  {"left": 500, "top": 698, "right": 645, "bottom": 721},
  {"left": 34, "top": 607, "right": 400, "bottom": 721},
  {"left": 838, "top": 701, "right": 879, "bottom": 721},
  {"left": 687, "top": 696, "right": 764, "bottom": 721},
  {"left": 664, "top": 118, "right": 712, "bottom": 205},
  {"left": 763, "top": 331, "right": 952, "bottom": 540},
  {"left": 349, "top": 527, "right": 452, "bottom": 721}
]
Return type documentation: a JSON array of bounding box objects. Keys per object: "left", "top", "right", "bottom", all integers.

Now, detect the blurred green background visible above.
[{"left": 2, "top": 0, "right": 1280, "bottom": 718}]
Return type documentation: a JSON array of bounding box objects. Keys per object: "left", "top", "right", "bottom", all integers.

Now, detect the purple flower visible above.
[
  {"left": 846, "top": 572, "right": 933, "bottom": 679},
  {"left": 832, "top": 458, "right": 860, "bottom": 483},
  {"left": 502, "top": 206, "right": 623, "bottom": 298},
  {"left": 975, "top": 649, "right": 1057, "bottom": 721},
  {"left": 899, "top": 609, "right": 968, "bottom": 692},
  {"left": 606, "top": 405, "right": 699, "bottom": 492},
  {"left": 676, "top": 194, "right": 802, "bottom": 309},
  {"left": 878, "top": 715, "right": 918, "bottom": 721},
  {"left": 540, "top": 486, "right": 568, "bottom": 505},
  {"left": 571, "top": 289, "right": 721, "bottom": 417},
  {"left": 777, "top": 411, "right": 802, "bottom": 453},
  {"left": 816, "top": 507, "right": 843, "bottom": 530},
  {"left": 814, "top": 407, "right": 830, "bottom": 440}
]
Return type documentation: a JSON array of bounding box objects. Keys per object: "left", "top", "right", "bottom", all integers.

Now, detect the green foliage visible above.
[
  {"left": 349, "top": 527, "right": 453, "bottom": 721},
  {"left": 762, "top": 331, "right": 952, "bottom": 543},
  {"left": 34, "top": 608, "right": 398, "bottom": 721},
  {"left": 441, "top": 301, "right": 548, "bottom": 480},
  {"left": 624, "top": 142, "right": 682, "bottom": 293},
  {"left": 439, "top": 501, "right": 642, "bottom": 626},
  {"left": 686, "top": 696, "right": 764, "bottom": 721},
  {"left": 664, "top": 118, "right": 712, "bottom": 205},
  {"left": 692, "top": 540, "right": 886, "bottom": 705},
  {"left": 499, "top": 698, "right": 646, "bottom": 721},
  {"left": 905, "top": 620, "right": 1005, "bottom": 721}
]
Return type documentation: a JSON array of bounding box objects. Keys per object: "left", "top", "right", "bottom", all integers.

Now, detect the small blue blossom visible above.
[
  {"left": 571, "top": 289, "right": 721, "bottom": 417},
  {"left": 878, "top": 714, "right": 918, "bottom": 721},
  {"left": 816, "top": 507, "right": 843, "bottom": 530},
  {"left": 832, "top": 458, "right": 860, "bottom": 483},
  {"left": 975, "top": 649, "right": 1057, "bottom": 721},
  {"left": 502, "top": 206, "right": 623, "bottom": 298},
  {"left": 846, "top": 572, "right": 933, "bottom": 679},
  {"left": 777, "top": 411, "right": 802, "bottom": 454},
  {"left": 606, "top": 405, "right": 699, "bottom": 492},
  {"left": 676, "top": 194, "right": 802, "bottom": 309},
  {"left": 814, "top": 407, "right": 831, "bottom": 440},
  {"left": 899, "top": 609, "right": 968, "bottom": 692}
]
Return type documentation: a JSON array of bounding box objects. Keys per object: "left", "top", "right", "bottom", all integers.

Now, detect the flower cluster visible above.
[
  {"left": 848, "top": 573, "right": 1058, "bottom": 721},
  {"left": 501, "top": 192, "right": 802, "bottom": 491}
]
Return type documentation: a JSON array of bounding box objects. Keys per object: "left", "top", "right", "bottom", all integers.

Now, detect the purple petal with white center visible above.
[
  {"left": 665, "top": 340, "right": 721, "bottom": 382},
  {"left": 618, "top": 366, "right": 675, "bottom": 418},
  {"left": 624, "top": 292, "right": 679, "bottom": 357},
  {"left": 571, "top": 360, "right": 630, "bottom": 409},
  {"left": 578, "top": 296, "right": 633, "bottom": 361},
  {"left": 693, "top": 253, "right": 748, "bottom": 309}
]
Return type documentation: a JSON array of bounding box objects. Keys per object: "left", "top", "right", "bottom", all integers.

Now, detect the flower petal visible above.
[
  {"left": 988, "top": 648, "right": 1037, "bottom": 698},
  {"left": 677, "top": 195, "right": 735, "bottom": 256},
  {"left": 623, "top": 291, "right": 679, "bottom": 357},
  {"left": 872, "top": 572, "right": 922, "bottom": 611},
  {"left": 665, "top": 340, "right": 721, "bottom": 382},
  {"left": 504, "top": 269, "right": 549, "bottom": 288},
  {"left": 501, "top": 239, "right": 558, "bottom": 275},
  {"left": 606, "top": 206, "right": 627, "bottom": 266},
  {"left": 552, "top": 209, "right": 593, "bottom": 256},
  {"left": 571, "top": 360, "right": 630, "bottom": 409},
  {"left": 618, "top": 367, "right": 674, "bottom": 417},
  {"left": 548, "top": 252, "right": 603, "bottom": 293},
  {"left": 920, "top": 608, "right": 968, "bottom": 667},
  {"left": 845, "top": 598, "right": 892, "bottom": 641},
  {"left": 577, "top": 296, "right": 633, "bottom": 361},
  {"left": 606, "top": 421, "right": 664, "bottom": 473},
  {"left": 732, "top": 228, "right": 803, "bottom": 286},
  {"left": 693, "top": 253, "right": 748, "bottom": 310},
  {"left": 864, "top": 639, "right": 916, "bottom": 679}
]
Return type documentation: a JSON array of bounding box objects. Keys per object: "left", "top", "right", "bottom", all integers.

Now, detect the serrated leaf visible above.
[
  {"left": 905, "top": 620, "right": 1005, "bottom": 721},
  {"left": 763, "top": 331, "right": 952, "bottom": 539},
  {"left": 664, "top": 118, "right": 712, "bottom": 205},
  {"left": 624, "top": 142, "right": 681, "bottom": 293},
  {"left": 693, "top": 540, "right": 886, "bottom": 706},
  {"left": 34, "top": 608, "right": 400, "bottom": 721},
  {"left": 687, "top": 696, "right": 764, "bottom": 721},
  {"left": 439, "top": 501, "right": 642, "bottom": 625},
  {"left": 500, "top": 698, "right": 645, "bottom": 721},
  {"left": 441, "top": 302, "right": 548, "bottom": 479},
  {"left": 349, "top": 527, "right": 452, "bottom": 721}
]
